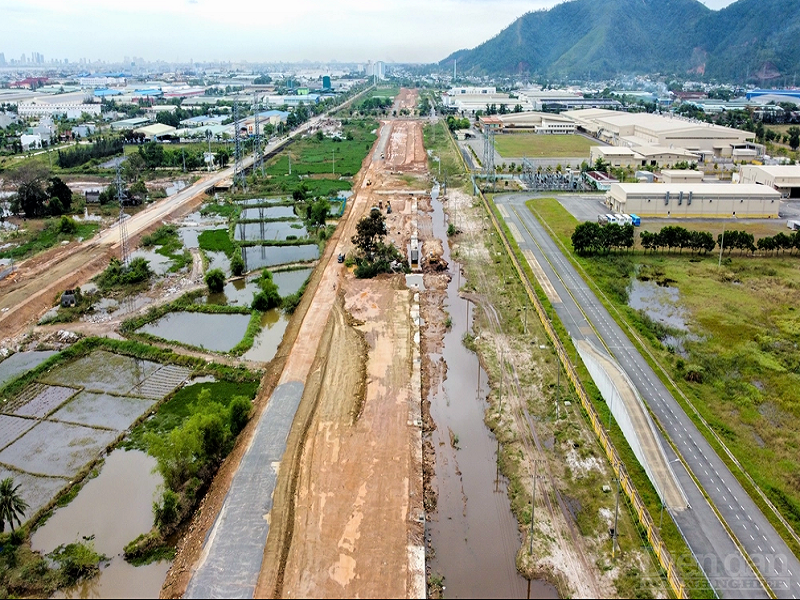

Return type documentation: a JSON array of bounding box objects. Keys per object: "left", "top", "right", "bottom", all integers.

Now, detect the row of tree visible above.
[
  {"left": 445, "top": 115, "right": 471, "bottom": 131},
  {"left": 136, "top": 141, "right": 229, "bottom": 170},
  {"left": 571, "top": 222, "right": 635, "bottom": 255},
  {"left": 640, "top": 226, "right": 716, "bottom": 254},
  {"left": 56, "top": 138, "right": 123, "bottom": 168}
]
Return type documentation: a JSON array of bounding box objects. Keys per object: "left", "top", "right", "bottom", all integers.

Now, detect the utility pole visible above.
[
  {"left": 556, "top": 363, "right": 560, "bottom": 420},
  {"left": 718, "top": 223, "right": 726, "bottom": 267},
  {"left": 612, "top": 470, "right": 621, "bottom": 559},
  {"left": 529, "top": 459, "right": 541, "bottom": 554}
]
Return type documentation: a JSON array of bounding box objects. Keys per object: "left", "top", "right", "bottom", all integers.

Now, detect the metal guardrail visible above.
[{"left": 442, "top": 124, "right": 688, "bottom": 598}]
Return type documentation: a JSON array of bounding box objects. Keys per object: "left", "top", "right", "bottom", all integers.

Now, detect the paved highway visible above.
[{"left": 496, "top": 193, "right": 800, "bottom": 599}]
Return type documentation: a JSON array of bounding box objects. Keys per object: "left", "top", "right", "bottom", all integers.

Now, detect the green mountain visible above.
[{"left": 442, "top": 0, "right": 800, "bottom": 83}]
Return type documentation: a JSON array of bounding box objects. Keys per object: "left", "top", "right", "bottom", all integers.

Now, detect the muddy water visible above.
[
  {"left": 427, "top": 186, "right": 557, "bottom": 599},
  {"left": 242, "top": 310, "right": 290, "bottom": 363},
  {"left": 32, "top": 449, "right": 170, "bottom": 598},
  {"left": 138, "top": 312, "right": 251, "bottom": 352}
]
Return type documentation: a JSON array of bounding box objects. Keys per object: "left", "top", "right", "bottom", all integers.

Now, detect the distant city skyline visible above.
[{"left": 1, "top": 0, "right": 739, "bottom": 65}]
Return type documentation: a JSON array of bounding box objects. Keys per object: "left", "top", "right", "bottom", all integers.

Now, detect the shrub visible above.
[
  {"left": 57, "top": 216, "right": 78, "bottom": 235},
  {"left": 230, "top": 250, "right": 245, "bottom": 276},
  {"left": 153, "top": 489, "right": 180, "bottom": 533},
  {"left": 229, "top": 396, "right": 252, "bottom": 436},
  {"left": 205, "top": 268, "right": 225, "bottom": 293}
]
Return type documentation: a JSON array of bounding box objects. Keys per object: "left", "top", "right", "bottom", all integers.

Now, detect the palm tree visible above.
[{"left": 0, "top": 477, "right": 28, "bottom": 532}]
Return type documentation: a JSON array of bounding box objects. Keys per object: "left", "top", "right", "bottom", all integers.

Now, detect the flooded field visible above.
[
  {"left": 0, "top": 351, "right": 190, "bottom": 518},
  {"left": 0, "top": 351, "right": 57, "bottom": 386},
  {"left": 234, "top": 221, "right": 308, "bottom": 242},
  {"left": 628, "top": 278, "right": 695, "bottom": 355},
  {"left": 242, "top": 244, "right": 319, "bottom": 270},
  {"left": 205, "top": 250, "right": 231, "bottom": 275},
  {"left": 203, "top": 278, "right": 260, "bottom": 306},
  {"left": 240, "top": 206, "right": 296, "bottom": 220},
  {"left": 138, "top": 312, "right": 251, "bottom": 352},
  {"left": 427, "top": 189, "right": 556, "bottom": 599},
  {"left": 32, "top": 449, "right": 171, "bottom": 599}
]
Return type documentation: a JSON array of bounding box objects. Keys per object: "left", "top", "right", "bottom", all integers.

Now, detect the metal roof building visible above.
[
  {"left": 739, "top": 165, "right": 800, "bottom": 199},
  {"left": 606, "top": 183, "right": 781, "bottom": 219}
]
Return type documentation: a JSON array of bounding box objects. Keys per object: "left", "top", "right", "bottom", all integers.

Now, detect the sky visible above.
[{"left": 0, "top": 0, "right": 739, "bottom": 65}]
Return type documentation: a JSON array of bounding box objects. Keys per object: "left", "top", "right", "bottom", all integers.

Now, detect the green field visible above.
[
  {"left": 493, "top": 134, "right": 594, "bottom": 158},
  {"left": 365, "top": 86, "right": 401, "bottom": 101},
  {"left": 529, "top": 197, "right": 800, "bottom": 550}
]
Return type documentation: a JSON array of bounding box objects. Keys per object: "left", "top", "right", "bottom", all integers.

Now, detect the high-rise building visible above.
[
  {"left": 375, "top": 61, "right": 386, "bottom": 80},
  {"left": 0, "top": 53, "right": 5, "bottom": 66}
]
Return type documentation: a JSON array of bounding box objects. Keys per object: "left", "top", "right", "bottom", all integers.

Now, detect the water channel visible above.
[{"left": 426, "top": 185, "right": 557, "bottom": 599}]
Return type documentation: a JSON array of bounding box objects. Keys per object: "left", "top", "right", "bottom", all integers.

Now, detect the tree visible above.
[
  {"left": 352, "top": 210, "right": 387, "bottom": 257},
  {"left": 788, "top": 127, "right": 800, "bottom": 151},
  {"left": 0, "top": 477, "right": 28, "bottom": 532},
  {"left": 205, "top": 268, "right": 225, "bottom": 293},
  {"left": 46, "top": 176, "right": 73, "bottom": 215},
  {"left": 307, "top": 198, "right": 330, "bottom": 229},
  {"left": 9, "top": 164, "right": 49, "bottom": 218}
]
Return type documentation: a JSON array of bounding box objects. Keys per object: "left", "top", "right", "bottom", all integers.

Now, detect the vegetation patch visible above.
[
  {"left": 529, "top": 196, "right": 800, "bottom": 555},
  {"left": 0, "top": 219, "right": 98, "bottom": 261},
  {"left": 198, "top": 228, "right": 237, "bottom": 257},
  {"left": 493, "top": 134, "right": 594, "bottom": 158},
  {"left": 140, "top": 224, "right": 191, "bottom": 272}
]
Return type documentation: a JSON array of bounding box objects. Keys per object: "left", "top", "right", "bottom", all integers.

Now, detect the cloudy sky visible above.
[{"left": 1, "top": 0, "right": 738, "bottom": 64}]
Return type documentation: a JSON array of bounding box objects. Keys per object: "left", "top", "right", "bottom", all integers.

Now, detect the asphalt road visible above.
[{"left": 496, "top": 193, "right": 800, "bottom": 599}]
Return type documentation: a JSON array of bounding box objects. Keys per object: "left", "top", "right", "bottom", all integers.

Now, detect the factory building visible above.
[
  {"left": 606, "top": 183, "right": 781, "bottom": 218},
  {"left": 738, "top": 165, "right": 800, "bottom": 199},
  {"left": 567, "top": 108, "right": 756, "bottom": 158}
]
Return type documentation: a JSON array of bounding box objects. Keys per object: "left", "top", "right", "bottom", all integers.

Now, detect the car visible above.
[{"left": 337, "top": 253, "right": 345, "bottom": 263}]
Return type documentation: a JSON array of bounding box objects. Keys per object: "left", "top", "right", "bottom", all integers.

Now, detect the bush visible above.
[
  {"left": 251, "top": 269, "right": 281, "bottom": 310},
  {"left": 153, "top": 489, "right": 181, "bottom": 533},
  {"left": 95, "top": 257, "right": 153, "bottom": 290},
  {"left": 229, "top": 396, "right": 252, "bottom": 436},
  {"left": 230, "top": 250, "right": 245, "bottom": 276},
  {"left": 57, "top": 216, "right": 78, "bottom": 235},
  {"left": 49, "top": 542, "right": 105, "bottom": 584},
  {"left": 205, "top": 268, "right": 225, "bottom": 293}
]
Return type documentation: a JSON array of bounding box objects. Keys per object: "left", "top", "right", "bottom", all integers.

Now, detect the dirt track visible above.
[{"left": 260, "top": 110, "right": 429, "bottom": 598}]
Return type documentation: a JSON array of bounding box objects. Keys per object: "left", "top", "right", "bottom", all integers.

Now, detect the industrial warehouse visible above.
[{"left": 605, "top": 183, "right": 781, "bottom": 218}]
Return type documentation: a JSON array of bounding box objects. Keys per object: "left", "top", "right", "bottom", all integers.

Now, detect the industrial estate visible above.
[{"left": 1, "top": 0, "right": 800, "bottom": 599}]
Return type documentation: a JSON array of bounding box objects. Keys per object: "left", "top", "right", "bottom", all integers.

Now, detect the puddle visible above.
[
  {"left": 128, "top": 249, "right": 174, "bottom": 276},
  {"left": 138, "top": 312, "right": 251, "bottom": 352},
  {"left": 234, "top": 221, "right": 308, "bottom": 242},
  {"left": 628, "top": 279, "right": 688, "bottom": 332},
  {"left": 427, "top": 186, "right": 556, "bottom": 598},
  {"left": 242, "top": 309, "right": 290, "bottom": 363},
  {"left": 241, "top": 206, "right": 296, "bottom": 220},
  {"left": 272, "top": 268, "right": 312, "bottom": 296},
  {"left": 165, "top": 181, "right": 187, "bottom": 196},
  {"left": 0, "top": 351, "right": 57, "bottom": 387},
  {"left": 405, "top": 274, "right": 425, "bottom": 291},
  {"left": 242, "top": 244, "right": 319, "bottom": 271},
  {"left": 32, "top": 449, "right": 171, "bottom": 599}
]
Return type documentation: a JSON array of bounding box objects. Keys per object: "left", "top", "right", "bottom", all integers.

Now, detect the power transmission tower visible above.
[
  {"left": 252, "top": 91, "right": 263, "bottom": 177},
  {"left": 233, "top": 100, "right": 245, "bottom": 191},
  {"left": 115, "top": 161, "right": 129, "bottom": 266},
  {"left": 483, "top": 126, "right": 496, "bottom": 187}
]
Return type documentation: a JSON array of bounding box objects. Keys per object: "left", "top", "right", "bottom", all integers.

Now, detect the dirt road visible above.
[{"left": 258, "top": 113, "right": 428, "bottom": 598}]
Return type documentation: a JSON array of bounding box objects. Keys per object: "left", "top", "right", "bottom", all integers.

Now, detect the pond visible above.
[
  {"left": 240, "top": 206, "right": 297, "bottom": 220},
  {"left": 242, "top": 245, "right": 319, "bottom": 271},
  {"left": 138, "top": 312, "right": 251, "bottom": 352},
  {"left": 128, "top": 249, "right": 174, "bottom": 276},
  {"left": 234, "top": 221, "right": 308, "bottom": 242},
  {"left": 242, "top": 310, "right": 291, "bottom": 363},
  {"left": 236, "top": 197, "right": 287, "bottom": 206},
  {"left": 32, "top": 449, "right": 171, "bottom": 599},
  {"left": 272, "top": 268, "right": 312, "bottom": 296},
  {"left": 627, "top": 279, "right": 689, "bottom": 332},
  {"left": 203, "top": 279, "right": 260, "bottom": 306}
]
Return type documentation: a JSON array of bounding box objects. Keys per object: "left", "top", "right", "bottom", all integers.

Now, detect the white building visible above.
[
  {"left": 17, "top": 102, "right": 101, "bottom": 119},
  {"left": 448, "top": 86, "right": 496, "bottom": 96},
  {"left": 606, "top": 183, "right": 780, "bottom": 218},
  {"left": 20, "top": 133, "right": 42, "bottom": 151},
  {"left": 79, "top": 76, "right": 126, "bottom": 88},
  {"left": 739, "top": 165, "right": 800, "bottom": 199}
]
